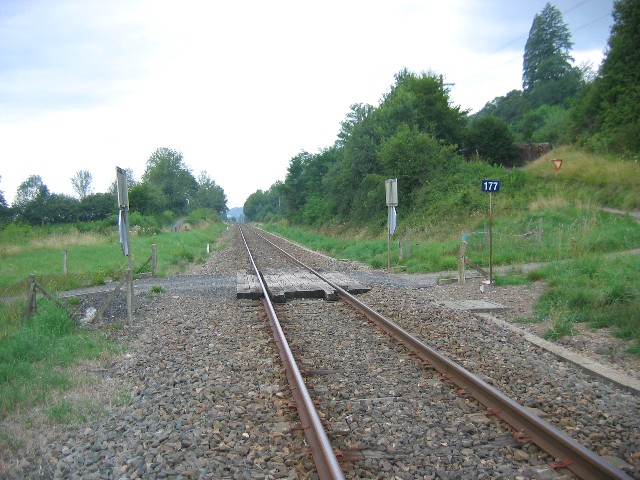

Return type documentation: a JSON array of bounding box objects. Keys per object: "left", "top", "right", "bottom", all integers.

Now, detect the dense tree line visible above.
[
  {"left": 1, "top": 148, "right": 227, "bottom": 226},
  {"left": 476, "top": 0, "right": 638, "bottom": 154},
  {"left": 245, "top": 70, "right": 468, "bottom": 226},
  {"left": 245, "top": 1, "right": 638, "bottom": 226}
]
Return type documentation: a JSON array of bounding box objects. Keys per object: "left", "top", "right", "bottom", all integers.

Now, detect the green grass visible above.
[
  {"left": 529, "top": 254, "right": 640, "bottom": 351},
  {"left": 264, "top": 205, "right": 639, "bottom": 274},
  {"left": 527, "top": 146, "right": 640, "bottom": 210},
  {"left": 0, "top": 300, "right": 118, "bottom": 419},
  {"left": 0, "top": 221, "right": 226, "bottom": 296}
]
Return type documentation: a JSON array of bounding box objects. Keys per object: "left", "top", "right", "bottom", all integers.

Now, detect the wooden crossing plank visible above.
[
  {"left": 264, "top": 274, "right": 287, "bottom": 303},
  {"left": 236, "top": 270, "right": 370, "bottom": 301},
  {"left": 236, "top": 271, "right": 262, "bottom": 300}
]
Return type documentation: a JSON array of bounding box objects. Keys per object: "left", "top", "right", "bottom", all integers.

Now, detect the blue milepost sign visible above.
[{"left": 481, "top": 180, "right": 500, "bottom": 192}]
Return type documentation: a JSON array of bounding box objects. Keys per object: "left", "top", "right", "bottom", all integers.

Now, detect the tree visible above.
[
  {"left": 14, "top": 175, "right": 47, "bottom": 208},
  {"left": 465, "top": 116, "right": 518, "bottom": 165},
  {"left": 108, "top": 167, "right": 137, "bottom": 197},
  {"left": 141, "top": 148, "right": 198, "bottom": 213},
  {"left": 522, "top": 3, "right": 575, "bottom": 97},
  {"left": 194, "top": 172, "right": 227, "bottom": 215},
  {"left": 0, "top": 176, "right": 10, "bottom": 223},
  {"left": 476, "top": 90, "right": 528, "bottom": 125},
  {"left": 78, "top": 193, "right": 116, "bottom": 222},
  {"left": 383, "top": 69, "right": 468, "bottom": 146},
  {"left": 19, "top": 190, "right": 79, "bottom": 225},
  {"left": 572, "top": 0, "right": 640, "bottom": 152},
  {"left": 129, "top": 183, "right": 167, "bottom": 216},
  {"left": 379, "top": 125, "right": 457, "bottom": 202},
  {"left": 71, "top": 170, "right": 93, "bottom": 199},
  {"left": 243, "top": 183, "right": 283, "bottom": 222}
]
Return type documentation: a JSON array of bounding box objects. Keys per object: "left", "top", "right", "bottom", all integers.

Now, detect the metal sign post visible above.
[
  {"left": 481, "top": 180, "right": 500, "bottom": 284},
  {"left": 116, "top": 167, "right": 134, "bottom": 322},
  {"left": 385, "top": 179, "right": 398, "bottom": 272}
]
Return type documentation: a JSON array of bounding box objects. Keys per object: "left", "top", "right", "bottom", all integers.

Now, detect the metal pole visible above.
[
  {"left": 489, "top": 193, "right": 493, "bottom": 284},
  {"left": 124, "top": 208, "right": 134, "bottom": 322},
  {"left": 387, "top": 206, "right": 391, "bottom": 271}
]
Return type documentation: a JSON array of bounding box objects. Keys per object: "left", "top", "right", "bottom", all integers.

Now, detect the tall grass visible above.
[
  {"left": 265, "top": 204, "right": 639, "bottom": 273},
  {"left": 527, "top": 146, "right": 640, "bottom": 210},
  {"left": 0, "top": 300, "right": 116, "bottom": 418}
]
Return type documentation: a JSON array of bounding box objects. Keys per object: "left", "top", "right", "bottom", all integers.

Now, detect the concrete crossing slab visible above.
[{"left": 438, "top": 300, "right": 507, "bottom": 313}]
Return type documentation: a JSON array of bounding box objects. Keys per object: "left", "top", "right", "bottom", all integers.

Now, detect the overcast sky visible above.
[{"left": 0, "top": 0, "right": 614, "bottom": 208}]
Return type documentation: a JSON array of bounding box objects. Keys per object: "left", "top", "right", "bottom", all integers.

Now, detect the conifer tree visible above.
[{"left": 522, "top": 3, "right": 574, "bottom": 93}]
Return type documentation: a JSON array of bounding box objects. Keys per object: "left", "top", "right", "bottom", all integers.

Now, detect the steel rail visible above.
[
  {"left": 238, "top": 226, "right": 345, "bottom": 480},
  {"left": 250, "top": 226, "right": 632, "bottom": 480}
]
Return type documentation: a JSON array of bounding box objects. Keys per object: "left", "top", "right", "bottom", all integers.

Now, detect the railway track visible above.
[
  {"left": 239, "top": 225, "right": 633, "bottom": 480},
  {"left": 7, "top": 224, "right": 636, "bottom": 479}
]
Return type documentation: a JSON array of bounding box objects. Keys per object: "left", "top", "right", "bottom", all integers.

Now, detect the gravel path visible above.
[{"left": 0, "top": 225, "right": 637, "bottom": 479}]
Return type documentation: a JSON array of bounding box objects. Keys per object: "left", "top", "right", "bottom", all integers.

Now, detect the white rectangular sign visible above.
[{"left": 385, "top": 178, "right": 398, "bottom": 206}]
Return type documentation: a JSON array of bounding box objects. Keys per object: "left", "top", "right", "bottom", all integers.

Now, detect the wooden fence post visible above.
[
  {"left": 24, "top": 274, "right": 36, "bottom": 321},
  {"left": 151, "top": 244, "right": 157, "bottom": 277},
  {"left": 458, "top": 241, "right": 468, "bottom": 285},
  {"left": 538, "top": 217, "right": 544, "bottom": 244},
  {"left": 405, "top": 227, "right": 411, "bottom": 258},
  {"left": 63, "top": 250, "right": 68, "bottom": 276}
]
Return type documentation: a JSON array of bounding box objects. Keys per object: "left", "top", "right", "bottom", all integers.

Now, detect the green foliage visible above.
[
  {"left": 522, "top": 3, "right": 574, "bottom": 93},
  {"left": 542, "top": 303, "right": 576, "bottom": 340},
  {"left": 475, "top": 90, "right": 527, "bottom": 124},
  {"left": 0, "top": 300, "right": 115, "bottom": 418},
  {"left": 302, "top": 194, "right": 330, "bottom": 225},
  {"left": 379, "top": 125, "right": 458, "bottom": 201},
  {"left": 129, "top": 183, "right": 167, "bottom": 216},
  {"left": 45, "top": 399, "right": 88, "bottom": 424},
  {"left": 70, "top": 170, "right": 93, "bottom": 200},
  {"left": 388, "top": 69, "right": 468, "bottom": 146},
  {"left": 255, "top": 69, "right": 468, "bottom": 226},
  {"left": 14, "top": 175, "right": 46, "bottom": 208},
  {"left": 185, "top": 208, "right": 221, "bottom": 226},
  {"left": 244, "top": 183, "right": 283, "bottom": 222},
  {"left": 193, "top": 172, "right": 227, "bottom": 215},
  {"left": 127, "top": 211, "right": 160, "bottom": 234},
  {"left": 464, "top": 115, "right": 517, "bottom": 165},
  {"left": 351, "top": 174, "right": 387, "bottom": 226},
  {"left": 570, "top": 0, "right": 640, "bottom": 154},
  {"left": 142, "top": 148, "right": 198, "bottom": 214}
]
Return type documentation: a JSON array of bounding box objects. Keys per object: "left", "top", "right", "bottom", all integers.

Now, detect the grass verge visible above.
[
  {"left": 0, "top": 300, "right": 118, "bottom": 420},
  {"left": 528, "top": 254, "right": 640, "bottom": 353}
]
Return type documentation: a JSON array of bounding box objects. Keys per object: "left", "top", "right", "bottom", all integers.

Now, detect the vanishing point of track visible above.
[{"left": 238, "top": 225, "right": 632, "bottom": 480}]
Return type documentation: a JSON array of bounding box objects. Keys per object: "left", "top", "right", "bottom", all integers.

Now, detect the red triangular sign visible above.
[{"left": 552, "top": 158, "right": 563, "bottom": 171}]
